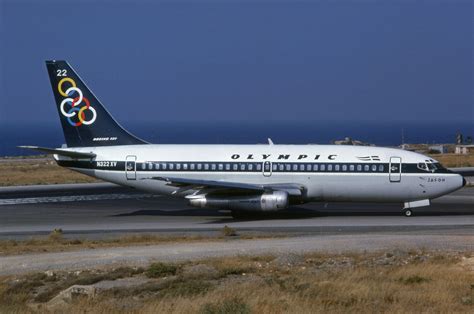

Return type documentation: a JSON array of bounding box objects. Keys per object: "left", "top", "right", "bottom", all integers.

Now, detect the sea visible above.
[{"left": 0, "top": 121, "right": 472, "bottom": 157}]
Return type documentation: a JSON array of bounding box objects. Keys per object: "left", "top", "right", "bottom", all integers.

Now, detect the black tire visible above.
[{"left": 403, "top": 209, "right": 413, "bottom": 217}]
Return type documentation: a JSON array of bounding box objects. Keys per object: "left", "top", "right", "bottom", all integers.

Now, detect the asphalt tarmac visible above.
[{"left": 0, "top": 183, "right": 473, "bottom": 240}]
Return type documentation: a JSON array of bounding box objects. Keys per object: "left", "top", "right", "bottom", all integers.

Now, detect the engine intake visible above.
[{"left": 188, "top": 191, "right": 289, "bottom": 212}]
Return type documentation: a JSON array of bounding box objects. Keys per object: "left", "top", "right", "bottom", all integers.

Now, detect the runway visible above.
[{"left": 0, "top": 183, "right": 473, "bottom": 239}]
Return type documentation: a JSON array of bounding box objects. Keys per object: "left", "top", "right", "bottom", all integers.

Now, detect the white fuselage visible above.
[{"left": 56, "top": 144, "right": 464, "bottom": 205}]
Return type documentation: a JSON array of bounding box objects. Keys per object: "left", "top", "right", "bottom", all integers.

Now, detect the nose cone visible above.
[{"left": 455, "top": 174, "right": 465, "bottom": 190}]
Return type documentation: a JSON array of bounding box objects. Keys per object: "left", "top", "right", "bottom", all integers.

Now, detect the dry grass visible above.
[
  {"left": 1, "top": 251, "right": 472, "bottom": 313},
  {"left": 430, "top": 153, "right": 474, "bottom": 168},
  {"left": 0, "top": 231, "right": 278, "bottom": 256},
  {"left": 0, "top": 157, "right": 98, "bottom": 186}
]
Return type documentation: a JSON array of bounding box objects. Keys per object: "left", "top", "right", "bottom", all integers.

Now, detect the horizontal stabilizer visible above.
[{"left": 18, "top": 146, "right": 96, "bottom": 159}]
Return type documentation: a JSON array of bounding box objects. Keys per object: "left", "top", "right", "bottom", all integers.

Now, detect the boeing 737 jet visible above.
[{"left": 21, "top": 61, "right": 466, "bottom": 217}]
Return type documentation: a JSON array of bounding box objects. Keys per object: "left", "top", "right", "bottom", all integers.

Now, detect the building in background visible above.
[
  {"left": 428, "top": 145, "right": 448, "bottom": 154},
  {"left": 455, "top": 145, "right": 474, "bottom": 155}
]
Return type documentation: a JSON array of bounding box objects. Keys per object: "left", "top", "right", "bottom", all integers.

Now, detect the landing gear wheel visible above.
[{"left": 403, "top": 209, "right": 413, "bottom": 217}]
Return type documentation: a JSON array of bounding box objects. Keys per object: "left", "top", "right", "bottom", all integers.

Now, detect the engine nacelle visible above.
[{"left": 188, "top": 191, "right": 289, "bottom": 212}]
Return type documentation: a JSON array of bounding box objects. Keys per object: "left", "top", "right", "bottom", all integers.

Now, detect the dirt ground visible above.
[{"left": 0, "top": 250, "right": 472, "bottom": 313}]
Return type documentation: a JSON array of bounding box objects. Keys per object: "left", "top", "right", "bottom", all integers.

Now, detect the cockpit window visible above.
[
  {"left": 427, "top": 163, "right": 437, "bottom": 171},
  {"left": 417, "top": 163, "right": 428, "bottom": 171}
]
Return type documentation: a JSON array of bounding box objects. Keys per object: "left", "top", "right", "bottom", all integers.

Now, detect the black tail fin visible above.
[{"left": 46, "top": 60, "right": 147, "bottom": 147}]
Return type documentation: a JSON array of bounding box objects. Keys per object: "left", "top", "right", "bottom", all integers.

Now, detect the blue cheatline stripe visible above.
[{"left": 56, "top": 160, "right": 453, "bottom": 175}]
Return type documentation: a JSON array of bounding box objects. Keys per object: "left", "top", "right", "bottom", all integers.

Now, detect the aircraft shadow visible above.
[
  {"left": 113, "top": 208, "right": 225, "bottom": 217},
  {"left": 113, "top": 203, "right": 474, "bottom": 222}
]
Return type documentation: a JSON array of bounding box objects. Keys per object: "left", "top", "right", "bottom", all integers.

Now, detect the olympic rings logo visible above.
[{"left": 57, "top": 77, "right": 97, "bottom": 127}]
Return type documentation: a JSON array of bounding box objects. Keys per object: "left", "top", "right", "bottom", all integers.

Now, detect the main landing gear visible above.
[{"left": 402, "top": 209, "right": 413, "bottom": 217}]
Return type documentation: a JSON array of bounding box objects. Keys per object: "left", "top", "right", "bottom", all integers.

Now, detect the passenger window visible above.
[
  {"left": 371, "top": 165, "right": 377, "bottom": 172},
  {"left": 162, "top": 163, "right": 167, "bottom": 170},
  {"left": 286, "top": 164, "right": 291, "bottom": 171},
  {"left": 328, "top": 164, "right": 333, "bottom": 171},
  {"left": 169, "top": 163, "right": 174, "bottom": 170},
  {"left": 233, "top": 164, "right": 238, "bottom": 171},
  {"left": 204, "top": 164, "right": 209, "bottom": 170},
  {"left": 292, "top": 164, "right": 298, "bottom": 171},
  {"left": 335, "top": 165, "right": 340, "bottom": 171},
  {"left": 141, "top": 163, "right": 146, "bottom": 170},
  {"left": 300, "top": 164, "right": 305, "bottom": 171},
  {"left": 364, "top": 165, "right": 369, "bottom": 172},
  {"left": 183, "top": 164, "right": 188, "bottom": 170},
  {"left": 256, "top": 163, "right": 262, "bottom": 171},
  {"left": 306, "top": 164, "right": 312, "bottom": 171},
  {"left": 211, "top": 164, "right": 216, "bottom": 171},
  {"left": 155, "top": 163, "right": 160, "bottom": 170},
  {"left": 378, "top": 165, "right": 384, "bottom": 172},
  {"left": 197, "top": 163, "right": 202, "bottom": 170},
  {"left": 320, "top": 164, "right": 325, "bottom": 171},
  {"left": 279, "top": 164, "right": 284, "bottom": 171},
  {"left": 272, "top": 164, "right": 278, "bottom": 171},
  {"left": 218, "top": 164, "right": 223, "bottom": 171},
  {"left": 225, "top": 164, "right": 231, "bottom": 171},
  {"left": 176, "top": 163, "right": 181, "bottom": 170},
  {"left": 349, "top": 165, "right": 354, "bottom": 171},
  {"left": 249, "top": 164, "right": 253, "bottom": 171},
  {"left": 190, "top": 163, "right": 195, "bottom": 170},
  {"left": 357, "top": 165, "right": 362, "bottom": 171},
  {"left": 240, "top": 164, "right": 245, "bottom": 171},
  {"left": 313, "top": 164, "right": 319, "bottom": 171},
  {"left": 342, "top": 165, "right": 347, "bottom": 171}
]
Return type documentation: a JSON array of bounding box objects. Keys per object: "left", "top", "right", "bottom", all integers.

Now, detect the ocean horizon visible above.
[{"left": 1, "top": 121, "right": 472, "bottom": 157}]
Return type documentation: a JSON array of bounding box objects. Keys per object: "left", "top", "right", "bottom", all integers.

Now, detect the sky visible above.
[{"left": 0, "top": 0, "right": 472, "bottom": 126}]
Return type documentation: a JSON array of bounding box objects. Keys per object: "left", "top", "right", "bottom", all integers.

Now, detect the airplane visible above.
[{"left": 20, "top": 60, "right": 466, "bottom": 218}]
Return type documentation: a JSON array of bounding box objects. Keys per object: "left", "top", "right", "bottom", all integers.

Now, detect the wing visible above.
[{"left": 148, "top": 176, "right": 305, "bottom": 196}]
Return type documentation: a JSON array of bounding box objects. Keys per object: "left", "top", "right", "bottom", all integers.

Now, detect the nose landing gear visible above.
[{"left": 403, "top": 199, "right": 429, "bottom": 217}]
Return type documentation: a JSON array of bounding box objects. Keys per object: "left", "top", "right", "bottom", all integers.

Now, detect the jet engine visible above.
[{"left": 188, "top": 191, "right": 289, "bottom": 212}]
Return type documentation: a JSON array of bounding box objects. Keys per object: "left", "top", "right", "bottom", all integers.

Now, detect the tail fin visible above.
[{"left": 46, "top": 60, "right": 147, "bottom": 147}]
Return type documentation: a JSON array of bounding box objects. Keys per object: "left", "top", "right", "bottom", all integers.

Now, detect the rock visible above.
[
  {"left": 271, "top": 254, "right": 305, "bottom": 267},
  {"left": 315, "top": 257, "right": 354, "bottom": 269},
  {"left": 461, "top": 296, "right": 472, "bottom": 305},
  {"left": 388, "top": 249, "right": 409, "bottom": 258},
  {"left": 181, "top": 264, "right": 219, "bottom": 279},
  {"left": 47, "top": 285, "right": 96, "bottom": 309},
  {"left": 93, "top": 277, "right": 151, "bottom": 291},
  {"left": 73, "top": 270, "right": 82, "bottom": 276},
  {"left": 44, "top": 270, "right": 55, "bottom": 277}
]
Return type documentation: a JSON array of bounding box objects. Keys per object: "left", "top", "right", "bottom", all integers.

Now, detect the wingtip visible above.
[{"left": 18, "top": 145, "right": 38, "bottom": 149}]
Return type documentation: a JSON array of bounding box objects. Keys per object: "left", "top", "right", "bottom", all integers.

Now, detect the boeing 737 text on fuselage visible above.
[{"left": 20, "top": 61, "right": 466, "bottom": 218}]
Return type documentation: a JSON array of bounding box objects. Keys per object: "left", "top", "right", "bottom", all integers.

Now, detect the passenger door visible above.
[
  {"left": 263, "top": 161, "right": 272, "bottom": 177},
  {"left": 125, "top": 155, "right": 137, "bottom": 180},
  {"left": 389, "top": 157, "right": 401, "bottom": 182}
]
